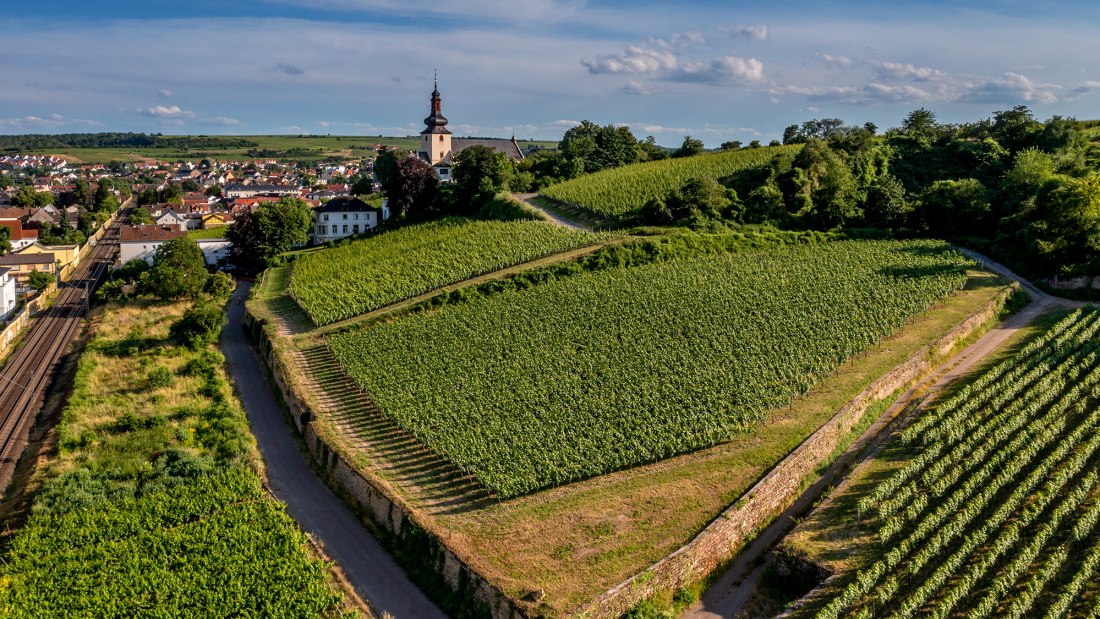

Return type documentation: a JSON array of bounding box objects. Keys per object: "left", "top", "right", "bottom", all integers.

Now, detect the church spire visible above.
[{"left": 422, "top": 71, "right": 450, "bottom": 135}]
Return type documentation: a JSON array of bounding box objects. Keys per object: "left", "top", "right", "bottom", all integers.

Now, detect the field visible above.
[
  {"left": 327, "top": 239, "right": 971, "bottom": 498},
  {"left": 540, "top": 145, "right": 798, "bottom": 222},
  {"left": 798, "top": 307, "right": 1100, "bottom": 619},
  {"left": 18, "top": 135, "right": 557, "bottom": 164},
  {"left": 0, "top": 300, "right": 343, "bottom": 617},
  {"left": 288, "top": 217, "right": 616, "bottom": 326}
]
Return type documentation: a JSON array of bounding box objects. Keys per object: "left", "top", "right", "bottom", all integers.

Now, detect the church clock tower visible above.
[{"left": 419, "top": 74, "right": 452, "bottom": 165}]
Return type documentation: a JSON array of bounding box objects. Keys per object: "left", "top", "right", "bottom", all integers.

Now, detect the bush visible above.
[
  {"left": 27, "top": 270, "right": 53, "bottom": 292},
  {"left": 204, "top": 271, "right": 234, "bottom": 299},
  {"left": 169, "top": 302, "right": 225, "bottom": 349}
]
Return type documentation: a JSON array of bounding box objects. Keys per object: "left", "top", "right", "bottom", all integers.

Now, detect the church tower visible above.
[{"left": 419, "top": 74, "right": 452, "bottom": 165}]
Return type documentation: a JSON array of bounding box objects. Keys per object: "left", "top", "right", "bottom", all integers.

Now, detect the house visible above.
[
  {"left": 417, "top": 78, "right": 525, "bottom": 181},
  {"left": 119, "top": 225, "right": 187, "bottom": 264},
  {"left": 27, "top": 206, "right": 60, "bottom": 226},
  {"left": 0, "top": 252, "right": 56, "bottom": 290},
  {"left": 18, "top": 242, "right": 79, "bottom": 271},
  {"left": 201, "top": 212, "right": 233, "bottom": 229},
  {"left": 0, "top": 220, "right": 38, "bottom": 251},
  {"left": 312, "top": 196, "right": 388, "bottom": 244},
  {"left": 0, "top": 268, "right": 16, "bottom": 320},
  {"left": 155, "top": 209, "right": 189, "bottom": 231},
  {"left": 196, "top": 238, "right": 232, "bottom": 265},
  {"left": 223, "top": 183, "right": 300, "bottom": 199}
]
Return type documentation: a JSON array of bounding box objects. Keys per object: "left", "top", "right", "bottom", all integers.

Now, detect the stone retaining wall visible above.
[
  {"left": 574, "top": 284, "right": 1017, "bottom": 617},
  {"left": 242, "top": 309, "right": 526, "bottom": 619}
]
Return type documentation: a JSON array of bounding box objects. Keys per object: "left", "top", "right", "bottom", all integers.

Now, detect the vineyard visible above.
[
  {"left": 0, "top": 300, "right": 340, "bottom": 617},
  {"left": 810, "top": 307, "right": 1100, "bottom": 619},
  {"left": 328, "top": 240, "right": 970, "bottom": 498},
  {"left": 288, "top": 217, "right": 615, "bottom": 325},
  {"left": 540, "top": 145, "right": 798, "bottom": 221}
]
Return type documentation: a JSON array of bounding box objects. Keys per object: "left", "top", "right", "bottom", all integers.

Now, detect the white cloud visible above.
[
  {"left": 1068, "top": 80, "right": 1100, "bottom": 100},
  {"left": 815, "top": 52, "right": 853, "bottom": 67},
  {"left": 157, "top": 89, "right": 175, "bottom": 98},
  {"left": 668, "top": 56, "right": 763, "bottom": 84},
  {"left": 622, "top": 80, "right": 659, "bottom": 95},
  {"left": 770, "top": 83, "right": 929, "bottom": 104},
  {"left": 202, "top": 116, "right": 242, "bottom": 126},
  {"left": 871, "top": 60, "right": 947, "bottom": 82},
  {"left": 730, "top": 24, "right": 769, "bottom": 41},
  {"left": 550, "top": 119, "right": 583, "bottom": 128},
  {"left": 957, "top": 72, "right": 1058, "bottom": 104},
  {"left": 581, "top": 44, "right": 677, "bottom": 74},
  {"left": 138, "top": 105, "right": 195, "bottom": 118},
  {"left": 318, "top": 120, "right": 336, "bottom": 128},
  {"left": 0, "top": 113, "right": 103, "bottom": 129}
]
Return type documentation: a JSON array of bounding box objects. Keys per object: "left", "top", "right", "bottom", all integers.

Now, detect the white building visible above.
[
  {"left": 119, "top": 225, "right": 187, "bottom": 265},
  {"left": 196, "top": 238, "right": 233, "bottom": 265},
  {"left": 313, "top": 196, "right": 388, "bottom": 244},
  {"left": 0, "top": 268, "right": 17, "bottom": 320}
]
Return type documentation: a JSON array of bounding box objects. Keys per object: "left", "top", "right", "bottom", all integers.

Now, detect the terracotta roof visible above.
[
  {"left": 119, "top": 225, "right": 187, "bottom": 243},
  {"left": 0, "top": 208, "right": 30, "bottom": 221},
  {"left": 0, "top": 221, "right": 38, "bottom": 241}
]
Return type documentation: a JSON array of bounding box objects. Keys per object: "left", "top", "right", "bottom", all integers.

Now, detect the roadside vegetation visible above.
[{"left": 0, "top": 288, "right": 346, "bottom": 616}]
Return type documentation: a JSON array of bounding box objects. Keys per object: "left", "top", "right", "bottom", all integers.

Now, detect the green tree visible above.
[
  {"left": 255, "top": 197, "right": 313, "bottom": 257},
  {"left": 204, "top": 271, "right": 234, "bottom": 298},
  {"left": 169, "top": 301, "right": 225, "bottom": 349},
  {"left": 143, "top": 237, "right": 208, "bottom": 299},
  {"left": 349, "top": 174, "right": 374, "bottom": 196},
  {"left": 226, "top": 197, "right": 312, "bottom": 269},
  {"left": 130, "top": 207, "right": 153, "bottom": 225},
  {"left": 27, "top": 270, "right": 54, "bottom": 292},
  {"left": 916, "top": 178, "right": 991, "bottom": 237},
  {"left": 205, "top": 184, "right": 223, "bottom": 198},
  {"left": 720, "top": 140, "right": 742, "bottom": 150},
  {"left": 672, "top": 136, "right": 706, "bottom": 158},
  {"left": 452, "top": 145, "right": 512, "bottom": 210}
]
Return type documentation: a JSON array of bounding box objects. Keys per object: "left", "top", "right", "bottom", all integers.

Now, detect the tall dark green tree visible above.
[{"left": 143, "top": 237, "right": 208, "bottom": 299}]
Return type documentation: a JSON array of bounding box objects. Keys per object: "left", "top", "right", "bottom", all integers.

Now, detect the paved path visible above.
[
  {"left": 684, "top": 250, "right": 1077, "bottom": 618},
  {"left": 222, "top": 282, "right": 446, "bottom": 619},
  {"left": 513, "top": 193, "right": 591, "bottom": 230}
]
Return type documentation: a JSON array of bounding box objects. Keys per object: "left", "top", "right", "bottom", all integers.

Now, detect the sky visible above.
[{"left": 2, "top": 0, "right": 1099, "bottom": 147}]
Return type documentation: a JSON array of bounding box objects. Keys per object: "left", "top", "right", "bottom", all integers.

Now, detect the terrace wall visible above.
[{"left": 242, "top": 308, "right": 527, "bottom": 619}]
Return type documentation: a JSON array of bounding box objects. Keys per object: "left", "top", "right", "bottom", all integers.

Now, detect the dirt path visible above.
[
  {"left": 683, "top": 251, "right": 1077, "bottom": 619},
  {"left": 223, "top": 283, "right": 446, "bottom": 619}
]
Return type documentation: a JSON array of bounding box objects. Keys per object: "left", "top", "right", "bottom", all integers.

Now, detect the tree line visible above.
[
  {"left": 0, "top": 133, "right": 257, "bottom": 151},
  {"left": 633, "top": 106, "right": 1100, "bottom": 281}
]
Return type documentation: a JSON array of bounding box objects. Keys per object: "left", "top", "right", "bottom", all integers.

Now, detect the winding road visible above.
[{"left": 222, "top": 282, "right": 445, "bottom": 619}]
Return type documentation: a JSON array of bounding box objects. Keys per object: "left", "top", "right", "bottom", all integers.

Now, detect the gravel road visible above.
[{"left": 222, "top": 282, "right": 446, "bottom": 619}]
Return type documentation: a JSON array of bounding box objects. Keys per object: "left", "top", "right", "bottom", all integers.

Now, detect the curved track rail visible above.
[{"left": 0, "top": 218, "right": 120, "bottom": 495}]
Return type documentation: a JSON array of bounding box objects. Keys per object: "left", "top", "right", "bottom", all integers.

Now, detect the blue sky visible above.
[{"left": 2, "top": 1, "right": 1099, "bottom": 147}]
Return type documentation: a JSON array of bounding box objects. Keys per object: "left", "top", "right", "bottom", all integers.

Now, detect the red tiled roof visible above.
[{"left": 119, "top": 225, "right": 187, "bottom": 243}]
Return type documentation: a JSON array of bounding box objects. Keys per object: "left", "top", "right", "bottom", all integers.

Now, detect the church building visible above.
[{"left": 418, "top": 78, "right": 524, "bottom": 181}]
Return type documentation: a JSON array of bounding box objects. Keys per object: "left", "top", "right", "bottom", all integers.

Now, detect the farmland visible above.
[
  {"left": 798, "top": 307, "right": 1100, "bottom": 619},
  {"left": 0, "top": 301, "right": 343, "bottom": 617},
  {"left": 540, "top": 144, "right": 798, "bottom": 222},
  {"left": 288, "top": 217, "right": 616, "bottom": 326},
  {"left": 13, "top": 134, "right": 557, "bottom": 164},
  {"left": 327, "top": 239, "right": 971, "bottom": 498}
]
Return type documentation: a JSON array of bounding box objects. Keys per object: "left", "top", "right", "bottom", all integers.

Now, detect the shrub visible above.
[{"left": 169, "top": 302, "right": 225, "bottom": 349}]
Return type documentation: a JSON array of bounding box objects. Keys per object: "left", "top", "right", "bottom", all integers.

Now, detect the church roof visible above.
[{"left": 453, "top": 138, "right": 525, "bottom": 161}]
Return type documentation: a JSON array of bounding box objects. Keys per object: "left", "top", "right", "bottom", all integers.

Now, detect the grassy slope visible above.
[
  {"left": 0, "top": 299, "right": 348, "bottom": 617},
  {"left": 540, "top": 144, "right": 799, "bottom": 221},
  {"left": 258, "top": 230, "right": 1011, "bottom": 614}
]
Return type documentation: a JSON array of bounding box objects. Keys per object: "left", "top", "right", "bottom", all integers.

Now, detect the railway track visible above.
[{"left": 0, "top": 217, "right": 120, "bottom": 496}]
